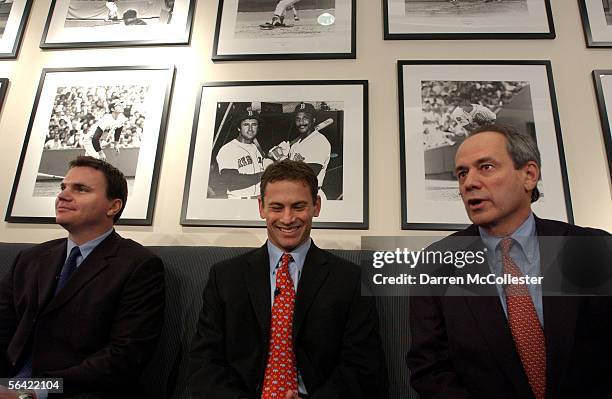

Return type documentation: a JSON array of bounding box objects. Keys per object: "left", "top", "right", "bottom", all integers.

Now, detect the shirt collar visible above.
[
  {"left": 479, "top": 212, "right": 537, "bottom": 256},
  {"left": 267, "top": 237, "right": 312, "bottom": 274},
  {"left": 67, "top": 228, "right": 114, "bottom": 262}
]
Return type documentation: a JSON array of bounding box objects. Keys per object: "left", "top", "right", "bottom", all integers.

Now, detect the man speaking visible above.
[{"left": 407, "top": 124, "right": 612, "bottom": 399}]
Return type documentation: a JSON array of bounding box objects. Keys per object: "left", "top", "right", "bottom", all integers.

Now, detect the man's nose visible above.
[
  {"left": 279, "top": 208, "right": 295, "bottom": 224},
  {"left": 462, "top": 170, "right": 481, "bottom": 190},
  {"left": 57, "top": 187, "right": 72, "bottom": 201}
]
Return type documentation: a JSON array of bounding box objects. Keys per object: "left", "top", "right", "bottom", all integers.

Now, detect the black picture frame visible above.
[
  {"left": 579, "top": 0, "right": 612, "bottom": 47},
  {"left": 212, "top": 0, "right": 356, "bottom": 61},
  {"left": 592, "top": 70, "right": 612, "bottom": 180},
  {"left": 40, "top": 0, "right": 195, "bottom": 49},
  {"left": 383, "top": 0, "right": 555, "bottom": 40},
  {"left": 0, "top": 78, "right": 8, "bottom": 109},
  {"left": 5, "top": 65, "right": 175, "bottom": 226},
  {"left": 0, "top": 0, "right": 32, "bottom": 59},
  {"left": 181, "top": 79, "right": 368, "bottom": 228},
  {"left": 397, "top": 60, "right": 573, "bottom": 230}
]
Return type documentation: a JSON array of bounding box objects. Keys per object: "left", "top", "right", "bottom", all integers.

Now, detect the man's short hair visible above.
[
  {"left": 260, "top": 160, "right": 318, "bottom": 203},
  {"left": 470, "top": 124, "right": 541, "bottom": 202},
  {"left": 69, "top": 156, "right": 128, "bottom": 222}
]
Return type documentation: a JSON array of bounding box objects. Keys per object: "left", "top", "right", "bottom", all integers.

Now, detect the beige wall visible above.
[{"left": 0, "top": 0, "right": 610, "bottom": 248}]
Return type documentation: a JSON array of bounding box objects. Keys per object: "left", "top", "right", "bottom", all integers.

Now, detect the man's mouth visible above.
[
  {"left": 466, "top": 198, "right": 487, "bottom": 210},
  {"left": 277, "top": 225, "right": 300, "bottom": 234}
]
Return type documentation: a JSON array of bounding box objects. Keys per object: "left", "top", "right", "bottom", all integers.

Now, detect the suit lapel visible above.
[
  {"left": 293, "top": 244, "right": 329, "bottom": 338},
  {"left": 41, "top": 232, "right": 119, "bottom": 316},
  {"left": 37, "top": 240, "right": 67, "bottom": 309},
  {"left": 534, "top": 217, "right": 578, "bottom": 398},
  {"left": 245, "top": 245, "right": 272, "bottom": 342},
  {"left": 455, "top": 225, "right": 535, "bottom": 396}
]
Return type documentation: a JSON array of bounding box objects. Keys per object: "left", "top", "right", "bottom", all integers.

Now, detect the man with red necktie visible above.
[
  {"left": 188, "top": 159, "right": 387, "bottom": 399},
  {"left": 407, "top": 124, "right": 612, "bottom": 398}
]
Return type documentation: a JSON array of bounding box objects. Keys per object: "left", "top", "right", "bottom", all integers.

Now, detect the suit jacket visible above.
[
  {"left": 188, "top": 242, "right": 388, "bottom": 399},
  {"left": 0, "top": 231, "right": 165, "bottom": 398},
  {"left": 407, "top": 216, "right": 612, "bottom": 399}
]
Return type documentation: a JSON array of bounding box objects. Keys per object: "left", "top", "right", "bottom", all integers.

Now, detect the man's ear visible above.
[
  {"left": 522, "top": 161, "right": 540, "bottom": 193},
  {"left": 107, "top": 199, "right": 123, "bottom": 219},
  {"left": 313, "top": 195, "right": 321, "bottom": 217},
  {"left": 258, "top": 196, "right": 265, "bottom": 219}
]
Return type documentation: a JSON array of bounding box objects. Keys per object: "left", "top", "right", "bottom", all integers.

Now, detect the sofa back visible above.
[{"left": 0, "top": 243, "right": 415, "bottom": 399}]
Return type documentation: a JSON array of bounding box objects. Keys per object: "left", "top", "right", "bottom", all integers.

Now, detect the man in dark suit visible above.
[
  {"left": 188, "top": 160, "right": 387, "bottom": 399},
  {"left": 0, "top": 156, "right": 165, "bottom": 398},
  {"left": 406, "top": 124, "right": 612, "bottom": 399}
]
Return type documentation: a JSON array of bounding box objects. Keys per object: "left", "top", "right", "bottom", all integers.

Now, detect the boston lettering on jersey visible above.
[{"left": 237, "top": 155, "right": 263, "bottom": 168}]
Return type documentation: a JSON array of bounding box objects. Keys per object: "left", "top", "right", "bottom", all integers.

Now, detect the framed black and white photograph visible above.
[
  {"left": 579, "top": 0, "right": 612, "bottom": 47},
  {"left": 0, "top": 0, "right": 32, "bottom": 58},
  {"left": 383, "top": 0, "right": 554, "bottom": 40},
  {"left": 41, "top": 0, "right": 195, "bottom": 48},
  {"left": 181, "top": 80, "right": 368, "bottom": 228},
  {"left": 592, "top": 70, "right": 612, "bottom": 180},
  {"left": 398, "top": 60, "right": 572, "bottom": 230},
  {"left": 5, "top": 65, "right": 175, "bottom": 225},
  {"left": 212, "top": 0, "right": 355, "bottom": 60}
]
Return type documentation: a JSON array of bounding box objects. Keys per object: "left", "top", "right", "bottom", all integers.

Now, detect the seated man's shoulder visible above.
[
  {"left": 318, "top": 248, "right": 362, "bottom": 282},
  {"left": 210, "top": 247, "right": 262, "bottom": 277},
  {"left": 15, "top": 237, "right": 66, "bottom": 261},
  {"left": 537, "top": 217, "right": 610, "bottom": 237}
]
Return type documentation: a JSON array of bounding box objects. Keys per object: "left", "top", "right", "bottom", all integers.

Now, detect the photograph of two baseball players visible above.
[{"left": 207, "top": 101, "right": 344, "bottom": 201}]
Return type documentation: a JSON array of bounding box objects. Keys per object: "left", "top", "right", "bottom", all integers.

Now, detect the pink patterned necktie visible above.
[
  {"left": 501, "top": 238, "right": 546, "bottom": 399},
  {"left": 261, "top": 253, "right": 298, "bottom": 398}
]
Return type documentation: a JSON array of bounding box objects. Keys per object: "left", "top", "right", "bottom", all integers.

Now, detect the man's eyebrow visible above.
[{"left": 62, "top": 182, "right": 91, "bottom": 190}]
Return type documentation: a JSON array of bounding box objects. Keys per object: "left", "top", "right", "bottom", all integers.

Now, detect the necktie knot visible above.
[
  {"left": 67, "top": 246, "right": 81, "bottom": 262},
  {"left": 500, "top": 237, "right": 514, "bottom": 256},
  {"left": 281, "top": 253, "right": 293, "bottom": 268},
  {"left": 55, "top": 246, "right": 81, "bottom": 294}
]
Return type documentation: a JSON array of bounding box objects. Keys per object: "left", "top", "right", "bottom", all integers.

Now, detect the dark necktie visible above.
[
  {"left": 261, "top": 253, "right": 298, "bottom": 398},
  {"left": 14, "top": 246, "right": 81, "bottom": 378},
  {"left": 55, "top": 246, "right": 81, "bottom": 294},
  {"left": 501, "top": 238, "right": 546, "bottom": 399}
]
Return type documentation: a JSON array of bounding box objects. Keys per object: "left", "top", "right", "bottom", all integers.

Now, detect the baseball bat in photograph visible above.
[
  {"left": 315, "top": 118, "right": 333, "bottom": 131},
  {"left": 289, "top": 118, "right": 335, "bottom": 146}
]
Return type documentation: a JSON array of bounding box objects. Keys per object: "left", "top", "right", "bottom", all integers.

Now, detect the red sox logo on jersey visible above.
[
  {"left": 291, "top": 153, "right": 305, "bottom": 162},
  {"left": 238, "top": 155, "right": 254, "bottom": 168},
  {"left": 237, "top": 155, "right": 264, "bottom": 168}
]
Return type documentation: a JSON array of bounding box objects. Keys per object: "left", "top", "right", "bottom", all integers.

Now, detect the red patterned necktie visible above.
[
  {"left": 501, "top": 238, "right": 546, "bottom": 399},
  {"left": 261, "top": 253, "right": 298, "bottom": 398}
]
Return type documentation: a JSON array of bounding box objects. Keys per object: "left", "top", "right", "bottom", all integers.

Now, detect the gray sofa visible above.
[{"left": 0, "top": 243, "right": 415, "bottom": 399}]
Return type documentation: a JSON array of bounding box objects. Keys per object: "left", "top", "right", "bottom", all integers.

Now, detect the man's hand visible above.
[
  {"left": 283, "top": 389, "right": 298, "bottom": 399},
  {"left": 0, "top": 385, "right": 36, "bottom": 398}
]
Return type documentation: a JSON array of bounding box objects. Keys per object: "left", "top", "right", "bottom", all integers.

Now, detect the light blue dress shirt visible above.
[
  {"left": 479, "top": 213, "right": 544, "bottom": 326},
  {"left": 266, "top": 238, "right": 312, "bottom": 396}
]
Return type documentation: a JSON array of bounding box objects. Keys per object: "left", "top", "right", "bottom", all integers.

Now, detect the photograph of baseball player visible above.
[
  {"left": 5, "top": 66, "right": 174, "bottom": 225},
  {"left": 41, "top": 0, "right": 194, "bottom": 48},
  {"left": 579, "top": 0, "right": 612, "bottom": 46},
  {"left": 235, "top": 0, "right": 333, "bottom": 36},
  {"left": 182, "top": 81, "right": 366, "bottom": 228},
  {"left": 398, "top": 60, "right": 572, "bottom": 230},
  {"left": 0, "top": 0, "right": 30, "bottom": 58},
  {"left": 384, "top": 0, "right": 553, "bottom": 39},
  {"left": 33, "top": 84, "right": 149, "bottom": 198},
  {"left": 208, "top": 105, "right": 271, "bottom": 199},
  {"left": 420, "top": 80, "right": 540, "bottom": 202},
  {"left": 207, "top": 101, "right": 343, "bottom": 201},
  {"left": 212, "top": 0, "right": 354, "bottom": 60}
]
